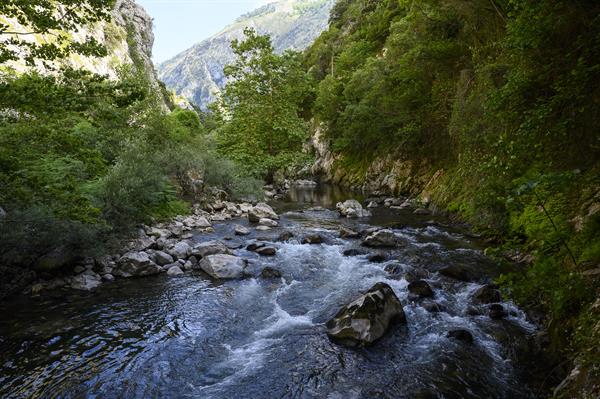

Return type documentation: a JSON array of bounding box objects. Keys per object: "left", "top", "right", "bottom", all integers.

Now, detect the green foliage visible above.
[
  {"left": 304, "top": 0, "right": 600, "bottom": 375},
  {"left": 0, "top": 63, "right": 258, "bottom": 267},
  {"left": 0, "top": 0, "right": 114, "bottom": 66},
  {"left": 214, "top": 28, "right": 311, "bottom": 180}
]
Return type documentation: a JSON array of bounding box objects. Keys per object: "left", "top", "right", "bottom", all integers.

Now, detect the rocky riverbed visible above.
[{"left": 0, "top": 184, "right": 545, "bottom": 398}]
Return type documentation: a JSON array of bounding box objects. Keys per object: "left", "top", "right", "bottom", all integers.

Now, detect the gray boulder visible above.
[
  {"left": 234, "top": 225, "right": 251, "bottom": 236},
  {"left": 248, "top": 202, "right": 279, "bottom": 223},
  {"left": 167, "top": 265, "right": 184, "bottom": 276},
  {"left": 117, "top": 251, "right": 162, "bottom": 277},
  {"left": 71, "top": 272, "right": 102, "bottom": 291},
  {"left": 191, "top": 240, "right": 232, "bottom": 258},
  {"left": 339, "top": 226, "right": 360, "bottom": 239},
  {"left": 362, "top": 229, "right": 397, "bottom": 247},
  {"left": 153, "top": 251, "right": 174, "bottom": 266},
  {"left": 169, "top": 241, "right": 192, "bottom": 260},
  {"left": 336, "top": 199, "right": 371, "bottom": 218},
  {"left": 198, "top": 254, "right": 247, "bottom": 279},
  {"left": 259, "top": 218, "right": 278, "bottom": 227},
  {"left": 326, "top": 282, "right": 406, "bottom": 347}
]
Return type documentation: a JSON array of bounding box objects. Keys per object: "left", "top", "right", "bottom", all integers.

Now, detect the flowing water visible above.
[{"left": 0, "top": 186, "right": 541, "bottom": 398}]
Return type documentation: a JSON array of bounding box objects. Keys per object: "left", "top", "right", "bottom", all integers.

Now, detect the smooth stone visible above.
[
  {"left": 256, "top": 247, "right": 277, "bottom": 256},
  {"left": 302, "top": 234, "right": 324, "bottom": 244},
  {"left": 70, "top": 273, "right": 102, "bottom": 291},
  {"left": 248, "top": 202, "right": 279, "bottom": 223},
  {"left": 326, "top": 282, "right": 406, "bottom": 347},
  {"left": 408, "top": 280, "right": 434, "bottom": 298},
  {"left": 191, "top": 240, "right": 232, "bottom": 258},
  {"left": 259, "top": 218, "right": 278, "bottom": 227},
  {"left": 339, "top": 226, "right": 360, "bottom": 239},
  {"left": 260, "top": 267, "right": 282, "bottom": 278},
  {"left": 234, "top": 225, "right": 251, "bottom": 236},
  {"left": 102, "top": 274, "right": 115, "bottom": 282},
  {"left": 447, "top": 329, "right": 474, "bottom": 344},
  {"left": 489, "top": 304, "right": 508, "bottom": 319},
  {"left": 256, "top": 225, "right": 272, "bottom": 231},
  {"left": 336, "top": 199, "right": 371, "bottom": 218},
  {"left": 199, "top": 254, "right": 247, "bottom": 279},
  {"left": 362, "top": 229, "right": 397, "bottom": 247},
  {"left": 277, "top": 231, "right": 295, "bottom": 242},
  {"left": 343, "top": 248, "right": 367, "bottom": 257},
  {"left": 169, "top": 241, "right": 191, "bottom": 260},
  {"left": 368, "top": 252, "right": 387, "bottom": 263},
  {"left": 167, "top": 265, "right": 184, "bottom": 276},
  {"left": 153, "top": 251, "right": 174, "bottom": 266}
]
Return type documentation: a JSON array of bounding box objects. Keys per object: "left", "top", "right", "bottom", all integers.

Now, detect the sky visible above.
[{"left": 136, "top": 0, "right": 272, "bottom": 64}]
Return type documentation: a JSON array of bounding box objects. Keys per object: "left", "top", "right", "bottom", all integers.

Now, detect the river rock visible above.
[
  {"left": 343, "top": 248, "right": 367, "bottom": 257},
  {"left": 422, "top": 302, "right": 445, "bottom": 313},
  {"left": 447, "top": 329, "right": 474, "bottom": 344},
  {"left": 259, "top": 218, "right": 278, "bottom": 227},
  {"left": 153, "top": 251, "right": 174, "bottom": 266},
  {"left": 102, "top": 273, "right": 115, "bottom": 282},
  {"left": 302, "top": 234, "right": 324, "bottom": 244},
  {"left": 199, "top": 254, "right": 247, "bottom": 279},
  {"left": 368, "top": 252, "right": 387, "bottom": 263},
  {"left": 169, "top": 241, "right": 191, "bottom": 260},
  {"left": 277, "top": 231, "right": 295, "bottom": 242},
  {"left": 70, "top": 272, "right": 102, "bottom": 291},
  {"left": 408, "top": 280, "right": 434, "bottom": 298},
  {"left": 117, "top": 251, "right": 162, "bottom": 277},
  {"left": 471, "top": 285, "right": 501, "bottom": 304},
  {"left": 256, "top": 247, "right": 277, "bottom": 256},
  {"left": 167, "top": 265, "right": 184, "bottom": 276},
  {"left": 246, "top": 242, "right": 266, "bottom": 252},
  {"left": 489, "top": 304, "right": 508, "bottom": 319},
  {"left": 183, "top": 216, "right": 211, "bottom": 229},
  {"left": 234, "top": 225, "right": 251, "bottom": 236},
  {"left": 326, "top": 282, "right": 406, "bottom": 347},
  {"left": 191, "top": 240, "right": 232, "bottom": 258},
  {"left": 248, "top": 203, "right": 279, "bottom": 223},
  {"left": 339, "top": 226, "right": 360, "bottom": 239},
  {"left": 413, "top": 208, "right": 431, "bottom": 215},
  {"left": 439, "top": 264, "right": 477, "bottom": 282},
  {"left": 367, "top": 201, "right": 379, "bottom": 208},
  {"left": 260, "top": 267, "right": 282, "bottom": 278},
  {"left": 238, "top": 203, "right": 253, "bottom": 213},
  {"left": 362, "top": 229, "right": 397, "bottom": 247},
  {"left": 256, "top": 225, "right": 271, "bottom": 231},
  {"left": 336, "top": 199, "right": 371, "bottom": 218}
]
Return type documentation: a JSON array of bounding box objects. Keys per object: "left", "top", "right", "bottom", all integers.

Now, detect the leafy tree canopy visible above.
[{"left": 0, "top": 0, "right": 115, "bottom": 67}]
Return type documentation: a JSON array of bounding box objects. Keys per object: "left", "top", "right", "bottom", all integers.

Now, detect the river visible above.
[{"left": 0, "top": 185, "right": 541, "bottom": 398}]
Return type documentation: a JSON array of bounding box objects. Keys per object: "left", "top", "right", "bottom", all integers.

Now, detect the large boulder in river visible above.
[
  {"left": 362, "top": 229, "right": 397, "bottom": 247},
  {"left": 326, "top": 282, "right": 406, "bottom": 347},
  {"left": 248, "top": 203, "right": 279, "bottom": 223},
  {"left": 336, "top": 200, "right": 371, "bottom": 218},
  {"left": 198, "top": 254, "right": 247, "bottom": 279},
  {"left": 191, "top": 240, "right": 232, "bottom": 258},
  {"left": 117, "top": 251, "right": 162, "bottom": 277}
]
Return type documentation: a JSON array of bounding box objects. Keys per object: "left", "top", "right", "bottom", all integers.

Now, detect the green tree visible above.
[
  {"left": 0, "top": 0, "right": 113, "bottom": 66},
  {"left": 214, "top": 28, "right": 310, "bottom": 180}
]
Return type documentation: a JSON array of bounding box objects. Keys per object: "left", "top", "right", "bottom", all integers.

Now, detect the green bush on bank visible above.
[{"left": 0, "top": 66, "right": 259, "bottom": 271}]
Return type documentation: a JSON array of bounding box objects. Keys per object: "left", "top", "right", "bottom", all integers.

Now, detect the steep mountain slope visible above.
[
  {"left": 0, "top": 0, "right": 163, "bottom": 100},
  {"left": 157, "top": 0, "right": 334, "bottom": 109}
]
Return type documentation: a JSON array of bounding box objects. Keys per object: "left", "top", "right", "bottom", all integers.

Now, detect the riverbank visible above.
[{"left": 0, "top": 185, "right": 548, "bottom": 398}]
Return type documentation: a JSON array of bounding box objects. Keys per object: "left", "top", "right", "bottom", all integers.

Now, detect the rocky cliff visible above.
[
  {"left": 157, "top": 0, "right": 335, "bottom": 109},
  {"left": 1, "top": 0, "right": 163, "bottom": 96}
]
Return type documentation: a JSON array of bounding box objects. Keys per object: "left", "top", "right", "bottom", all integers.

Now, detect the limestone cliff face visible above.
[
  {"left": 157, "top": 0, "right": 335, "bottom": 109},
  {"left": 1, "top": 0, "right": 162, "bottom": 96},
  {"left": 309, "top": 126, "right": 444, "bottom": 202}
]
